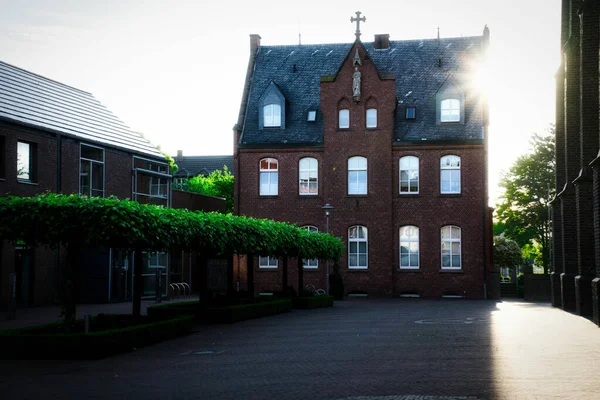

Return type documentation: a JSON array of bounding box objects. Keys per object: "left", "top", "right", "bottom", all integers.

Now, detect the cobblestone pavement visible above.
[{"left": 1, "top": 299, "right": 600, "bottom": 400}]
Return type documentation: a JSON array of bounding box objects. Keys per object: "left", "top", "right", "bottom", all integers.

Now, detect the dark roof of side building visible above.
[
  {"left": 240, "top": 36, "right": 484, "bottom": 146},
  {"left": 173, "top": 155, "right": 234, "bottom": 177},
  {"left": 0, "top": 61, "right": 164, "bottom": 159}
]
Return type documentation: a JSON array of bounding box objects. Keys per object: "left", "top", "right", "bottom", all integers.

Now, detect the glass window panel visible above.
[
  {"left": 349, "top": 242, "right": 357, "bottom": 253},
  {"left": 366, "top": 109, "right": 377, "bottom": 128},
  {"left": 92, "top": 163, "right": 103, "bottom": 193},
  {"left": 359, "top": 242, "right": 367, "bottom": 253},
  {"left": 269, "top": 160, "right": 278, "bottom": 170},
  {"left": 81, "top": 145, "right": 103, "bottom": 161},
  {"left": 358, "top": 182, "right": 367, "bottom": 194},
  {"left": 349, "top": 254, "right": 357, "bottom": 267},
  {"left": 299, "top": 158, "right": 308, "bottom": 169},
  {"left": 80, "top": 161, "right": 90, "bottom": 195},
  {"left": 400, "top": 170, "right": 409, "bottom": 181},
  {"left": 401, "top": 255, "right": 409, "bottom": 266},
  {"left": 441, "top": 181, "right": 450, "bottom": 193},
  {"left": 17, "top": 142, "right": 30, "bottom": 180},
  {"left": 410, "top": 242, "right": 419, "bottom": 253},
  {"left": 400, "top": 244, "right": 409, "bottom": 254},
  {"left": 442, "top": 255, "right": 451, "bottom": 267},
  {"left": 452, "top": 255, "right": 461, "bottom": 267},
  {"left": 400, "top": 182, "right": 409, "bottom": 192},
  {"left": 452, "top": 242, "right": 461, "bottom": 253},
  {"left": 441, "top": 227, "right": 450, "bottom": 239},
  {"left": 349, "top": 227, "right": 357, "bottom": 238},
  {"left": 359, "top": 255, "right": 367, "bottom": 266},
  {"left": 339, "top": 109, "right": 349, "bottom": 128},
  {"left": 410, "top": 254, "right": 419, "bottom": 267},
  {"left": 260, "top": 159, "right": 269, "bottom": 169},
  {"left": 309, "top": 182, "right": 318, "bottom": 193},
  {"left": 409, "top": 181, "right": 418, "bottom": 192}
]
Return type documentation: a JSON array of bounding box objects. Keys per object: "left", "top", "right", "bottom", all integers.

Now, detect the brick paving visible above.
[{"left": 1, "top": 299, "right": 600, "bottom": 399}]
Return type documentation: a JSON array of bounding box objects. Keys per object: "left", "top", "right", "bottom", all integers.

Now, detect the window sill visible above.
[
  {"left": 298, "top": 194, "right": 319, "bottom": 199},
  {"left": 303, "top": 267, "right": 319, "bottom": 271},
  {"left": 348, "top": 268, "right": 369, "bottom": 272},
  {"left": 439, "top": 193, "right": 462, "bottom": 197},
  {"left": 337, "top": 128, "right": 351, "bottom": 131},
  {"left": 346, "top": 194, "right": 368, "bottom": 198},
  {"left": 258, "top": 267, "right": 278, "bottom": 271},
  {"left": 440, "top": 269, "right": 463, "bottom": 273},
  {"left": 398, "top": 193, "right": 419, "bottom": 197},
  {"left": 259, "top": 195, "right": 279, "bottom": 199},
  {"left": 17, "top": 179, "right": 38, "bottom": 186},
  {"left": 398, "top": 268, "right": 421, "bottom": 272}
]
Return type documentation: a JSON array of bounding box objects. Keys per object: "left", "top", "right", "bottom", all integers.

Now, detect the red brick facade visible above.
[{"left": 235, "top": 40, "right": 493, "bottom": 298}]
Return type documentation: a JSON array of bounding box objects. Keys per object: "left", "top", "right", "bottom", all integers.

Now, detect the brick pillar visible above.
[{"left": 573, "top": 2, "right": 599, "bottom": 317}]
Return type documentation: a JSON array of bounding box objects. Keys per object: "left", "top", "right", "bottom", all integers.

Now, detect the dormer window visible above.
[
  {"left": 263, "top": 104, "right": 281, "bottom": 127},
  {"left": 440, "top": 99, "right": 460, "bottom": 122},
  {"left": 307, "top": 110, "right": 316, "bottom": 122},
  {"left": 259, "top": 81, "right": 286, "bottom": 129}
]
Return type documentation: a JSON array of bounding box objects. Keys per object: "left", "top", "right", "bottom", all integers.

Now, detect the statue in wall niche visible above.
[{"left": 353, "top": 67, "right": 361, "bottom": 102}]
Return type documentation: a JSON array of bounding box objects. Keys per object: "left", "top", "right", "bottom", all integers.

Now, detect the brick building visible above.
[
  {"left": 551, "top": 0, "right": 600, "bottom": 326},
  {"left": 172, "top": 151, "right": 233, "bottom": 185},
  {"left": 0, "top": 61, "right": 174, "bottom": 307},
  {"left": 233, "top": 16, "right": 495, "bottom": 298}
]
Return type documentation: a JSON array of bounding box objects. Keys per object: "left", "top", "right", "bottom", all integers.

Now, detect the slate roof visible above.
[
  {"left": 0, "top": 61, "right": 164, "bottom": 159},
  {"left": 173, "top": 155, "right": 234, "bottom": 177},
  {"left": 240, "top": 36, "right": 484, "bottom": 146}
]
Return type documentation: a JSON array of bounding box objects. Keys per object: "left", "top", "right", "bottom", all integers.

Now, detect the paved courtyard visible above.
[{"left": 1, "top": 299, "right": 600, "bottom": 399}]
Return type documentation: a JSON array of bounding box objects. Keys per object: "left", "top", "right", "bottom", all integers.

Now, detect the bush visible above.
[
  {"left": 206, "top": 299, "right": 292, "bottom": 323},
  {"left": 0, "top": 314, "right": 194, "bottom": 360},
  {"left": 292, "top": 295, "right": 334, "bottom": 309}
]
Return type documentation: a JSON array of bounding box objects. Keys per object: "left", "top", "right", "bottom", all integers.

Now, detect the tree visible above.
[
  {"left": 184, "top": 166, "right": 234, "bottom": 213},
  {"left": 495, "top": 126, "right": 555, "bottom": 274},
  {"left": 493, "top": 236, "right": 522, "bottom": 271}
]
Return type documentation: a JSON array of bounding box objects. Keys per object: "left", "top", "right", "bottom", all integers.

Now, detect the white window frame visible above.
[
  {"left": 366, "top": 108, "right": 377, "bottom": 128},
  {"left": 307, "top": 110, "right": 316, "bottom": 121},
  {"left": 299, "top": 157, "right": 318, "bottom": 195},
  {"left": 259, "top": 158, "right": 279, "bottom": 196},
  {"left": 263, "top": 103, "right": 281, "bottom": 127},
  {"left": 339, "top": 109, "right": 350, "bottom": 129},
  {"left": 302, "top": 226, "right": 319, "bottom": 269},
  {"left": 440, "top": 155, "right": 461, "bottom": 194},
  {"left": 348, "top": 225, "right": 368, "bottom": 269},
  {"left": 400, "top": 226, "right": 419, "bottom": 269},
  {"left": 441, "top": 99, "right": 460, "bottom": 122},
  {"left": 399, "top": 156, "right": 419, "bottom": 194},
  {"left": 441, "top": 225, "right": 462, "bottom": 269},
  {"left": 79, "top": 144, "right": 105, "bottom": 197},
  {"left": 259, "top": 256, "right": 278, "bottom": 269},
  {"left": 348, "top": 156, "right": 367, "bottom": 195}
]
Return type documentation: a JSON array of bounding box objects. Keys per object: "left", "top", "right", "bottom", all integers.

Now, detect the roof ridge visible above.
[{"left": 0, "top": 60, "right": 92, "bottom": 96}]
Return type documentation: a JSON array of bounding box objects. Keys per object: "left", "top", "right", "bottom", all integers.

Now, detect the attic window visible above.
[
  {"left": 406, "top": 107, "right": 416, "bottom": 120},
  {"left": 263, "top": 104, "right": 281, "bottom": 127},
  {"left": 441, "top": 99, "right": 460, "bottom": 122},
  {"left": 307, "top": 111, "right": 316, "bottom": 122}
]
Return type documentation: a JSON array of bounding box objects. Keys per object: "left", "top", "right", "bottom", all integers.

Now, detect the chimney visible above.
[
  {"left": 482, "top": 25, "right": 490, "bottom": 54},
  {"left": 250, "top": 34, "right": 261, "bottom": 52},
  {"left": 374, "top": 34, "right": 390, "bottom": 49},
  {"left": 176, "top": 150, "right": 183, "bottom": 161}
]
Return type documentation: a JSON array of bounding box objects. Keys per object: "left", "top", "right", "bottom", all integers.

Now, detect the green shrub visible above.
[
  {"left": 292, "top": 295, "right": 334, "bottom": 309},
  {"left": 0, "top": 314, "right": 193, "bottom": 360},
  {"left": 206, "top": 299, "right": 292, "bottom": 323}
]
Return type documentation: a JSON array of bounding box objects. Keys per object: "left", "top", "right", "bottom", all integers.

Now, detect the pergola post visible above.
[
  {"left": 282, "top": 256, "right": 288, "bottom": 295},
  {"left": 247, "top": 254, "right": 255, "bottom": 297},
  {"left": 297, "top": 256, "right": 304, "bottom": 296},
  {"left": 133, "top": 248, "right": 144, "bottom": 317}
]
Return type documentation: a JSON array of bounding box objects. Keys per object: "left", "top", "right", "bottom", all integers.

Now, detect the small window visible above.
[
  {"left": 406, "top": 107, "right": 416, "bottom": 120},
  {"left": 349, "top": 226, "right": 368, "bottom": 269},
  {"left": 339, "top": 109, "right": 350, "bottom": 129},
  {"left": 17, "top": 141, "right": 36, "bottom": 182},
  {"left": 259, "top": 256, "right": 278, "bottom": 269},
  {"left": 299, "top": 157, "right": 318, "bottom": 195},
  {"left": 400, "top": 156, "right": 419, "bottom": 194},
  {"left": 80, "top": 144, "right": 105, "bottom": 197},
  {"left": 302, "top": 226, "right": 319, "bottom": 269},
  {"left": 348, "top": 156, "right": 367, "bottom": 195},
  {"left": 263, "top": 104, "right": 281, "bottom": 127},
  {"left": 260, "top": 158, "right": 279, "bottom": 196},
  {"left": 307, "top": 111, "right": 316, "bottom": 122},
  {"left": 440, "top": 155, "right": 461, "bottom": 194},
  {"left": 0, "top": 136, "right": 5, "bottom": 179},
  {"left": 441, "top": 225, "right": 461, "bottom": 269},
  {"left": 441, "top": 99, "right": 460, "bottom": 122},
  {"left": 366, "top": 108, "right": 377, "bottom": 128},
  {"left": 400, "top": 226, "right": 419, "bottom": 269}
]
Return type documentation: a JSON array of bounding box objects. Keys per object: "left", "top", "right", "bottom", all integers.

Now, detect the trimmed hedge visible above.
[
  {"left": 206, "top": 299, "right": 292, "bottom": 323},
  {"left": 0, "top": 194, "right": 343, "bottom": 261},
  {"left": 0, "top": 314, "right": 194, "bottom": 360},
  {"left": 292, "top": 295, "right": 334, "bottom": 309}
]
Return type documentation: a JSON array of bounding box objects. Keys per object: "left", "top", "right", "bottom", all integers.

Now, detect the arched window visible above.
[
  {"left": 302, "top": 226, "right": 319, "bottom": 268},
  {"left": 339, "top": 109, "right": 350, "bottom": 129},
  {"left": 440, "top": 155, "right": 461, "bottom": 194},
  {"left": 348, "top": 156, "right": 367, "bottom": 195},
  {"left": 263, "top": 104, "right": 281, "bottom": 127},
  {"left": 259, "top": 256, "right": 278, "bottom": 269},
  {"left": 441, "top": 225, "right": 461, "bottom": 269},
  {"left": 349, "top": 225, "right": 368, "bottom": 269},
  {"left": 259, "top": 158, "right": 278, "bottom": 195},
  {"left": 440, "top": 99, "right": 460, "bottom": 122},
  {"left": 400, "top": 226, "right": 419, "bottom": 269},
  {"left": 366, "top": 108, "right": 377, "bottom": 128},
  {"left": 299, "top": 157, "right": 318, "bottom": 195},
  {"left": 400, "top": 156, "right": 419, "bottom": 194}
]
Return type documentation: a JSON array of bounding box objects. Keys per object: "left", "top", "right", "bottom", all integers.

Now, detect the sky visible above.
[{"left": 0, "top": 0, "right": 561, "bottom": 205}]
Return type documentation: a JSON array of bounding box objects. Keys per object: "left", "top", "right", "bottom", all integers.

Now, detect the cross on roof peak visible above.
[{"left": 350, "top": 11, "right": 366, "bottom": 41}]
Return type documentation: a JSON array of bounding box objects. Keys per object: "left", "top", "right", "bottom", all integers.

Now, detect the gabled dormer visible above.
[
  {"left": 436, "top": 75, "right": 465, "bottom": 125},
  {"left": 259, "top": 81, "right": 286, "bottom": 129}
]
